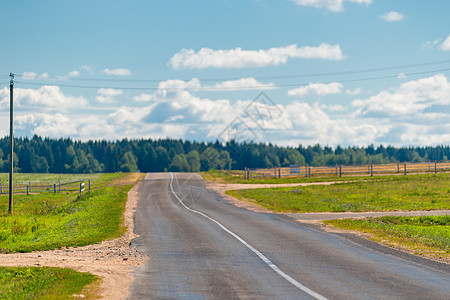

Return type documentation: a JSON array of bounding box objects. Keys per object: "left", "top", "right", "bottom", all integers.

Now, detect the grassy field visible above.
[
  {"left": 226, "top": 173, "right": 450, "bottom": 212},
  {"left": 202, "top": 169, "right": 408, "bottom": 184},
  {"left": 0, "top": 266, "right": 98, "bottom": 299},
  {"left": 0, "top": 172, "right": 140, "bottom": 299},
  {"left": 325, "top": 216, "right": 449, "bottom": 260},
  {"left": 0, "top": 173, "right": 133, "bottom": 252}
]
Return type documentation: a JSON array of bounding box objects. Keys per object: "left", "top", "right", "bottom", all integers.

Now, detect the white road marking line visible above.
[{"left": 169, "top": 172, "right": 328, "bottom": 300}]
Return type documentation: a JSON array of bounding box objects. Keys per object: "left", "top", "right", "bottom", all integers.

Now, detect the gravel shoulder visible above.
[{"left": 0, "top": 179, "right": 148, "bottom": 299}]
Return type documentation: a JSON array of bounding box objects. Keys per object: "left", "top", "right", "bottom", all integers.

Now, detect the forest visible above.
[{"left": 0, "top": 135, "right": 449, "bottom": 173}]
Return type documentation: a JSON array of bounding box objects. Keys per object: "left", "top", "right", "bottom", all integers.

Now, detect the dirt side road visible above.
[{"left": 0, "top": 180, "right": 148, "bottom": 299}]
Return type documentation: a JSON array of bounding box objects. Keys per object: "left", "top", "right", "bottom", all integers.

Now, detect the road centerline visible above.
[{"left": 169, "top": 172, "right": 327, "bottom": 300}]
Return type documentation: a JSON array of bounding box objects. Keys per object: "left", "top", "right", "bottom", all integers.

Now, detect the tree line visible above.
[{"left": 0, "top": 135, "right": 448, "bottom": 173}]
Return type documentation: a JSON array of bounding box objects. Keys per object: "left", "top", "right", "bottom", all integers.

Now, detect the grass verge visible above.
[
  {"left": 201, "top": 169, "right": 414, "bottom": 184},
  {"left": 226, "top": 173, "right": 449, "bottom": 212},
  {"left": 0, "top": 172, "right": 142, "bottom": 299},
  {"left": 0, "top": 173, "right": 137, "bottom": 253},
  {"left": 325, "top": 215, "right": 449, "bottom": 261},
  {"left": 0, "top": 266, "right": 98, "bottom": 299}
]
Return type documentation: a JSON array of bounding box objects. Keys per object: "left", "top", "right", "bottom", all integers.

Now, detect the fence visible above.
[
  {"left": 244, "top": 161, "right": 450, "bottom": 179},
  {"left": 0, "top": 179, "right": 90, "bottom": 195}
]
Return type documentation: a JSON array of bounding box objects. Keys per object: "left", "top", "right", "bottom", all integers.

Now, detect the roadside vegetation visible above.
[
  {"left": 226, "top": 173, "right": 449, "bottom": 212},
  {"left": 0, "top": 172, "right": 141, "bottom": 299},
  {"left": 325, "top": 216, "right": 449, "bottom": 261},
  {"left": 202, "top": 169, "right": 388, "bottom": 184},
  {"left": 0, "top": 266, "right": 98, "bottom": 299}
]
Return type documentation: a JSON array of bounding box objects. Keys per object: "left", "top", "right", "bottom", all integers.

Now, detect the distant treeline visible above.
[{"left": 0, "top": 136, "right": 449, "bottom": 173}]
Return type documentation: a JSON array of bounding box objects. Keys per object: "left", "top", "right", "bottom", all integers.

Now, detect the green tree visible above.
[
  {"left": 186, "top": 150, "right": 201, "bottom": 172},
  {"left": 120, "top": 151, "right": 138, "bottom": 172}
]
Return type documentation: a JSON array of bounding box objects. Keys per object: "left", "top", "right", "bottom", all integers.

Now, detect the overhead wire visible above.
[
  {"left": 13, "top": 67, "right": 450, "bottom": 91},
  {"left": 11, "top": 59, "right": 450, "bottom": 83}
]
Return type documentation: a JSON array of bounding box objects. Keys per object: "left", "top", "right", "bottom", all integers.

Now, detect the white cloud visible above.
[
  {"left": 22, "top": 72, "right": 49, "bottom": 80},
  {"left": 134, "top": 93, "right": 153, "bottom": 102},
  {"left": 97, "top": 88, "right": 123, "bottom": 96},
  {"left": 352, "top": 74, "right": 450, "bottom": 117},
  {"left": 206, "top": 78, "right": 276, "bottom": 91},
  {"left": 292, "top": 0, "right": 371, "bottom": 12},
  {"left": 380, "top": 11, "right": 404, "bottom": 22},
  {"left": 102, "top": 68, "right": 132, "bottom": 76},
  {"left": 320, "top": 103, "right": 345, "bottom": 111},
  {"left": 440, "top": 34, "right": 450, "bottom": 51},
  {"left": 288, "top": 82, "right": 344, "bottom": 97},
  {"left": 67, "top": 70, "right": 80, "bottom": 77},
  {"left": 345, "top": 88, "right": 361, "bottom": 95},
  {"left": 169, "top": 43, "right": 345, "bottom": 69},
  {"left": 3, "top": 73, "right": 449, "bottom": 146},
  {"left": 0, "top": 85, "right": 87, "bottom": 111},
  {"left": 95, "top": 88, "right": 123, "bottom": 103},
  {"left": 16, "top": 113, "right": 78, "bottom": 137}
]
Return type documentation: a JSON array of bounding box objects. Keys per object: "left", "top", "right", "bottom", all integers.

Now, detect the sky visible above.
[{"left": 1, "top": 0, "right": 450, "bottom": 147}]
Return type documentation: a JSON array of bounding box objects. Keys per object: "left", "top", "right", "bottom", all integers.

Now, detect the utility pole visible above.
[{"left": 8, "top": 73, "right": 14, "bottom": 214}]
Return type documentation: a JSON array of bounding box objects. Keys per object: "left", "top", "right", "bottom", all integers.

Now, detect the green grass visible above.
[
  {"left": 0, "top": 173, "right": 141, "bottom": 299},
  {"left": 0, "top": 173, "right": 134, "bottom": 253},
  {"left": 325, "top": 215, "right": 450, "bottom": 260},
  {"left": 0, "top": 266, "right": 97, "bottom": 299},
  {"left": 226, "top": 173, "right": 450, "bottom": 212},
  {"left": 201, "top": 169, "right": 404, "bottom": 184}
]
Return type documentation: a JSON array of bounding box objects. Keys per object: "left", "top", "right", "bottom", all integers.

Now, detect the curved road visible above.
[{"left": 129, "top": 173, "right": 449, "bottom": 299}]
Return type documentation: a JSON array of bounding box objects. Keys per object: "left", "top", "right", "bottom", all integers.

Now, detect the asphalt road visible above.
[{"left": 129, "top": 173, "right": 450, "bottom": 299}]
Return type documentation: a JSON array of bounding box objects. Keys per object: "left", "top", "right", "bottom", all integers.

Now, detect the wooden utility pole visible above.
[{"left": 8, "top": 73, "right": 14, "bottom": 214}]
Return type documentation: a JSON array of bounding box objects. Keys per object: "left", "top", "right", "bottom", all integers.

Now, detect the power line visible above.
[
  {"left": 11, "top": 59, "right": 450, "bottom": 83},
  {"left": 14, "top": 67, "right": 450, "bottom": 91}
]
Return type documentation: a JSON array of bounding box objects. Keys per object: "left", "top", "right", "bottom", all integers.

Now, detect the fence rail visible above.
[
  {"left": 0, "top": 179, "right": 90, "bottom": 195},
  {"left": 244, "top": 162, "right": 450, "bottom": 179}
]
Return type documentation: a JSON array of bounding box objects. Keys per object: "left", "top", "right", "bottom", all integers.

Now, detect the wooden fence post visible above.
[
  {"left": 435, "top": 162, "right": 437, "bottom": 174},
  {"left": 339, "top": 166, "right": 342, "bottom": 177},
  {"left": 397, "top": 162, "right": 399, "bottom": 173},
  {"left": 370, "top": 163, "right": 373, "bottom": 177},
  {"left": 404, "top": 163, "right": 407, "bottom": 175}
]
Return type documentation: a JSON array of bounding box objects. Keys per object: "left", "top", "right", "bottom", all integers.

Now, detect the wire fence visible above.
[
  {"left": 244, "top": 161, "right": 450, "bottom": 179},
  {"left": 0, "top": 179, "right": 90, "bottom": 195}
]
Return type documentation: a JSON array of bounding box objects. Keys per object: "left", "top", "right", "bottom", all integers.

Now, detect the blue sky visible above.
[{"left": 1, "top": 0, "right": 450, "bottom": 147}]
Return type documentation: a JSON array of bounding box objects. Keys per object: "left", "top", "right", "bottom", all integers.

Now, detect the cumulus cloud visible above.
[
  {"left": 102, "top": 68, "right": 132, "bottom": 76},
  {"left": 3, "top": 72, "right": 449, "bottom": 146},
  {"left": 292, "top": 0, "right": 371, "bottom": 12},
  {"left": 352, "top": 74, "right": 450, "bottom": 117},
  {"left": 0, "top": 85, "right": 87, "bottom": 111},
  {"left": 95, "top": 88, "right": 123, "bottom": 103},
  {"left": 345, "top": 88, "right": 361, "bottom": 95},
  {"left": 380, "top": 11, "right": 404, "bottom": 22},
  {"left": 22, "top": 72, "right": 49, "bottom": 80},
  {"left": 288, "top": 82, "right": 344, "bottom": 97},
  {"left": 16, "top": 113, "right": 78, "bottom": 137},
  {"left": 440, "top": 34, "right": 450, "bottom": 51},
  {"left": 134, "top": 93, "right": 154, "bottom": 102},
  {"left": 206, "top": 78, "right": 276, "bottom": 91},
  {"left": 169, "top": 43, "right": 345, "bottom": 69},
  {"left": 67, "top": 70, "right": 80, "bottom": 77}
]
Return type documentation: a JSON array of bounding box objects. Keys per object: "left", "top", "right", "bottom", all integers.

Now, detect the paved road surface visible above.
[{"left": 129, "top": 173, "right": 449, "bottom": 299}]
